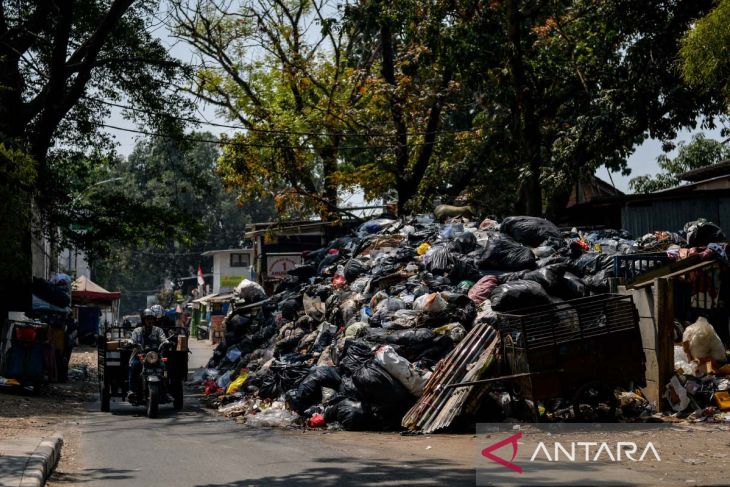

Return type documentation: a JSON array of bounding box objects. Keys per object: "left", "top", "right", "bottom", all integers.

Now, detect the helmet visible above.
[
  {"left": 142, "top": 308, "right": 154, "bottom": 318},
  {"left": 150, "top": 304, "right": 164, "bottom": 319}
]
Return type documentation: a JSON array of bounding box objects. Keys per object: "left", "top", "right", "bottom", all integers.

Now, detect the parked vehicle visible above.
[{"left": 0, "top": 320, "right": 49, "bottom": 393}]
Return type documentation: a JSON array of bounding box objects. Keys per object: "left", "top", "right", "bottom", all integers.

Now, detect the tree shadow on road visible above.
[
  {"left": 49, "top": 467, "right": 135, "bottom": 484},
  {"left": 193, "top": 456, "right": 474, "bottom": 487}
]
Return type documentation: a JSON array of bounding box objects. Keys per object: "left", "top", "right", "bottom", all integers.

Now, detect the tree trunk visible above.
[
  {"left": 320, "top": 140, "right": 340, "bottom": 221},
  {"left": 506, "top": 0, "right": 542, "bottom": 216}
]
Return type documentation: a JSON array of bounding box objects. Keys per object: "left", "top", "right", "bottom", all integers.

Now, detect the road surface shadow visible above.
[
  {"left": 193, "top": 456, "right": 474, "bottom": 487},
  {"left": 47, "top": 467, "right": 135, "bottom": 484}
]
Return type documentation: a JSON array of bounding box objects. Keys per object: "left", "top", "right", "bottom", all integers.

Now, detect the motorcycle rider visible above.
[
  {"left": 150, "top": 304, "right": 175, "bottom": 337},
  {"left": 126, "top": 308, "right": 169, "bottom": 403}
]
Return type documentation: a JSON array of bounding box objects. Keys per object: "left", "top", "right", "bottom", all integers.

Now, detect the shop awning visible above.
[{"left": 72, "top": 276, "right": 121, "bottom": 303}]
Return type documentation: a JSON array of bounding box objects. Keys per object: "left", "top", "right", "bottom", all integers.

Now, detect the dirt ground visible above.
[
  {"left": 0, "top": 346, "right": 97, "bottom": 484},
  {"left": 283, "top": 424, "right": 730, "bottom": 486}
]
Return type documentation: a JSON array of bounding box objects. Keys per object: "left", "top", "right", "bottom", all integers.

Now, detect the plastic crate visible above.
[{"left": 613, "top": 253, "right": 670, "bottom": 281}]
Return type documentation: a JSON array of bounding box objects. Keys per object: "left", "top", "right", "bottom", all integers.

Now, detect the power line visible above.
[
  {"left": 91, "top": 120, "right": 485, "bottom": 150},
  {"left": 83, "top": 95, "right": 480, "bottom": 138}
]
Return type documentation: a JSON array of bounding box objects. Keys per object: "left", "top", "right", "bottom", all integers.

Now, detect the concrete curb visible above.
[{"left": 18, "top": 433, "right": 63, "bottom": 487}]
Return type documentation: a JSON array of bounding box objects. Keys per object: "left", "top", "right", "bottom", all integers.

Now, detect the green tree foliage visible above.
[
  {"left": 93, "top": 134, "right": 274, "bottom": 313},
  {"left": 341, "top": 0, "right": 484, "bottom": 213},
  {"left": 0, "top": 0, "right": 190, "bottom": 310},
  {"left": 629, "top": 134, "right": 730, "bottom": 193},
  {"left": 680, "top": 0, "right": 730, "bottom": 105},
  {"left": 449, "top": 0, "right": 726, "bottom": 216},
  {"left": 172, "top": 0, "right": 377, "bottom": 220}
]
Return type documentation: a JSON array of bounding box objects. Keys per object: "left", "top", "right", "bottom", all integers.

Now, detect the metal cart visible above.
[
  {"left": 97, "top": 326, "right": 133, "bottom": 411},
  {"left": 496, "top": 294, "right": 646, "bottom": 420},
  {"left": 0, "top": 320, "right": 49, "bottom": 392}
]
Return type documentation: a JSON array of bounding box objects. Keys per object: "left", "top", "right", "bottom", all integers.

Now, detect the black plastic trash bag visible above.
[
  {"left": 226, "top": 313, "right": 253, "bottom": 339},
  {"left": 386, "top": 328, "right": 435, "bottom": 349},
  {"left": 450, "top": 231, "right": 478, "bottom": 254},
  {"left": 521, "top": 267, "right": 563, "bottom": 295},
  {"left": 338, "top": 340, "right": 374, "bottom": 376},
  {"left": 500, "top": 216, "right": 563, "bottom": 248},
  {"left": 490, "top": 279, "right": 552, "bottom": 312},
  {"left": 274, "top": 275, "right": 300, "bottom": 294},
  {"left": 317, "top": 253, "right": 342, "bottom": 275},
  {"left": 352, "top": 361, "right": 411, "bottom": 404},
  {"left": 288, "top": 264, "right": 316, "bottom": 279},
  {"left": 570, "top": 252, "right": 613, "bottom": 277},
  {"left": 278, "top": 299, "right": 300, "bottom": 321},
  {"left": 472, "top": 234, "right": 537, "bottom": 271},
  {"left": 558, "top": 272, "right": 587, "bottom": 300},
  {"left": 582, "top": 269, "right": 610, "bottom": 293},
  {"left": 258, "top": 361, "right": 311, "bottom": 399},
  {"left": 295, "top": 366, "right": 342, "bottom": 413},
  {"left": 425, "top": 245, "right": 454, "bottom": 275},
  {"left": 324, "top": 398, "right": 371, "bottom": 431},
  {"left": 684, "top": 220, "right": 727, "bottom": 247},
  {"left": 448, "top": 255, "right": 481, "bottom": 282},
  {"left": 344, "top": 258, "right": 367, "bottom": 282}
]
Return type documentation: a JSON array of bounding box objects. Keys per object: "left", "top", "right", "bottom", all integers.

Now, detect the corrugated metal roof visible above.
[{"left": 677, "top": 160, "right": 730, "bottom": 182}]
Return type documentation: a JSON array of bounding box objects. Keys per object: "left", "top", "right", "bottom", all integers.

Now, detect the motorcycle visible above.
[
  {"left": 98, "top": 327, "right": 186, "bottom": 416},
  {"left": 130, "top": 344, "right": 171, "bottom": 418}
]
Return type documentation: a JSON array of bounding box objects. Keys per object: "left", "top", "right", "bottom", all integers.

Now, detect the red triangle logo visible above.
[{"left": 481, "top": 431, "right": 523, "bottom": 474}]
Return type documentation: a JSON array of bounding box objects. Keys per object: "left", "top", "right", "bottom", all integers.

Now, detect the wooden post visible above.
[{"left": 654, "top": 277, "right": 675, "bottom": 409}]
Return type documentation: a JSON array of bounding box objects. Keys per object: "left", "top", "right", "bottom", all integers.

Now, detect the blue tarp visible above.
[{"left": 32, "top": 294, "right": 70, "bottom": 314}]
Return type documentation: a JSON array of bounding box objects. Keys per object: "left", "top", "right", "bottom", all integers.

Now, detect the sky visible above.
[{"left": 103, "top": 12, "right": 728, "bottom": 196}]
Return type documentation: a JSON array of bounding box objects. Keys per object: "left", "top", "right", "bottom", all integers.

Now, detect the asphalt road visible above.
[{"left": 73, "top": 339, "right": 475, "bottom": 487}]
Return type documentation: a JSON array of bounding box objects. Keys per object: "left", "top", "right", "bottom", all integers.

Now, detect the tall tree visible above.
[
  {"left": 629, "top": 133, "right": 730, "bottom": 193},
  {"left": 0, "top": 0, "right": 189, "bottom": 311},
  {"left": 172, "top": 0, "right": 377, "bottom": 220},
  {"left": 453, "top": 0, "right": 725, "bottom": 216},
  {"left": 343, "top": 0, "right": 477, "bottom": 213},
  {"left": 93, "top": 133, "right": 274, "bottom": 313}
]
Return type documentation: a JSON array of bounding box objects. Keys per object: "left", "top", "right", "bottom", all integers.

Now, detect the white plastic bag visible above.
[
  {"left": 245, "top": 404, "right": 298, "bottom": 427},
  {"left": 674, "top": 345, "right": 700, "bottom": 376},
  {"left": 683, "top": 317, "right": 726, "bottom": 362},
  {"left": 664, "top": 375, "right": 690, "bottom": 412},
  {"left": 234, "top": 279, "right": 267, "bottom": 302},
  {"left": 374, "top": 345, "right": 429, "bottom": 396},
  {"left": 413, "top": 292, "right": 448, "bottom": 313}
]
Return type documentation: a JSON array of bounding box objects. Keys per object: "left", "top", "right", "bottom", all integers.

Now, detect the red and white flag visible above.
[{"left": 197, "top": 264, "right": 205, "bottom": 286}]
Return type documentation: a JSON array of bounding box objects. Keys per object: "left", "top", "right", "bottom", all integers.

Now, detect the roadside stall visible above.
[
  {"left": 1, "top": 275, "right": 73, "bottom": 390},
  {"left": 71, "top": 276, "right": 121, "bottom": 344}
]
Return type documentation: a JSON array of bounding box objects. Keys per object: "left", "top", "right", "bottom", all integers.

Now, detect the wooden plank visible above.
[
  {"left": 654, "top": 277, "right": 675, "bottom": 409},
  {"left": 642, "top": 349, "right": 660, "bottom": 384},
  {"left": 628, "top": 257, "right": 713, "bottom": 290}
]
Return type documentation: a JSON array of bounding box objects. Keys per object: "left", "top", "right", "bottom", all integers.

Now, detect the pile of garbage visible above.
[
  {"left": 667, "top": 317, "right": 730, "bottom": 423},
  {"left": 195, "top": 214, "right": 729, "bottom": 430}
]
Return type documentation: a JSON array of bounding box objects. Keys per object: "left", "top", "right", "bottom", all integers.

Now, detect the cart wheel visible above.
[
  {"left": 572, "top": 382, "right": 616, "bottom": 422},
  {"left": 100, "top": 383, "right": 111, "bottom": 412}
]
